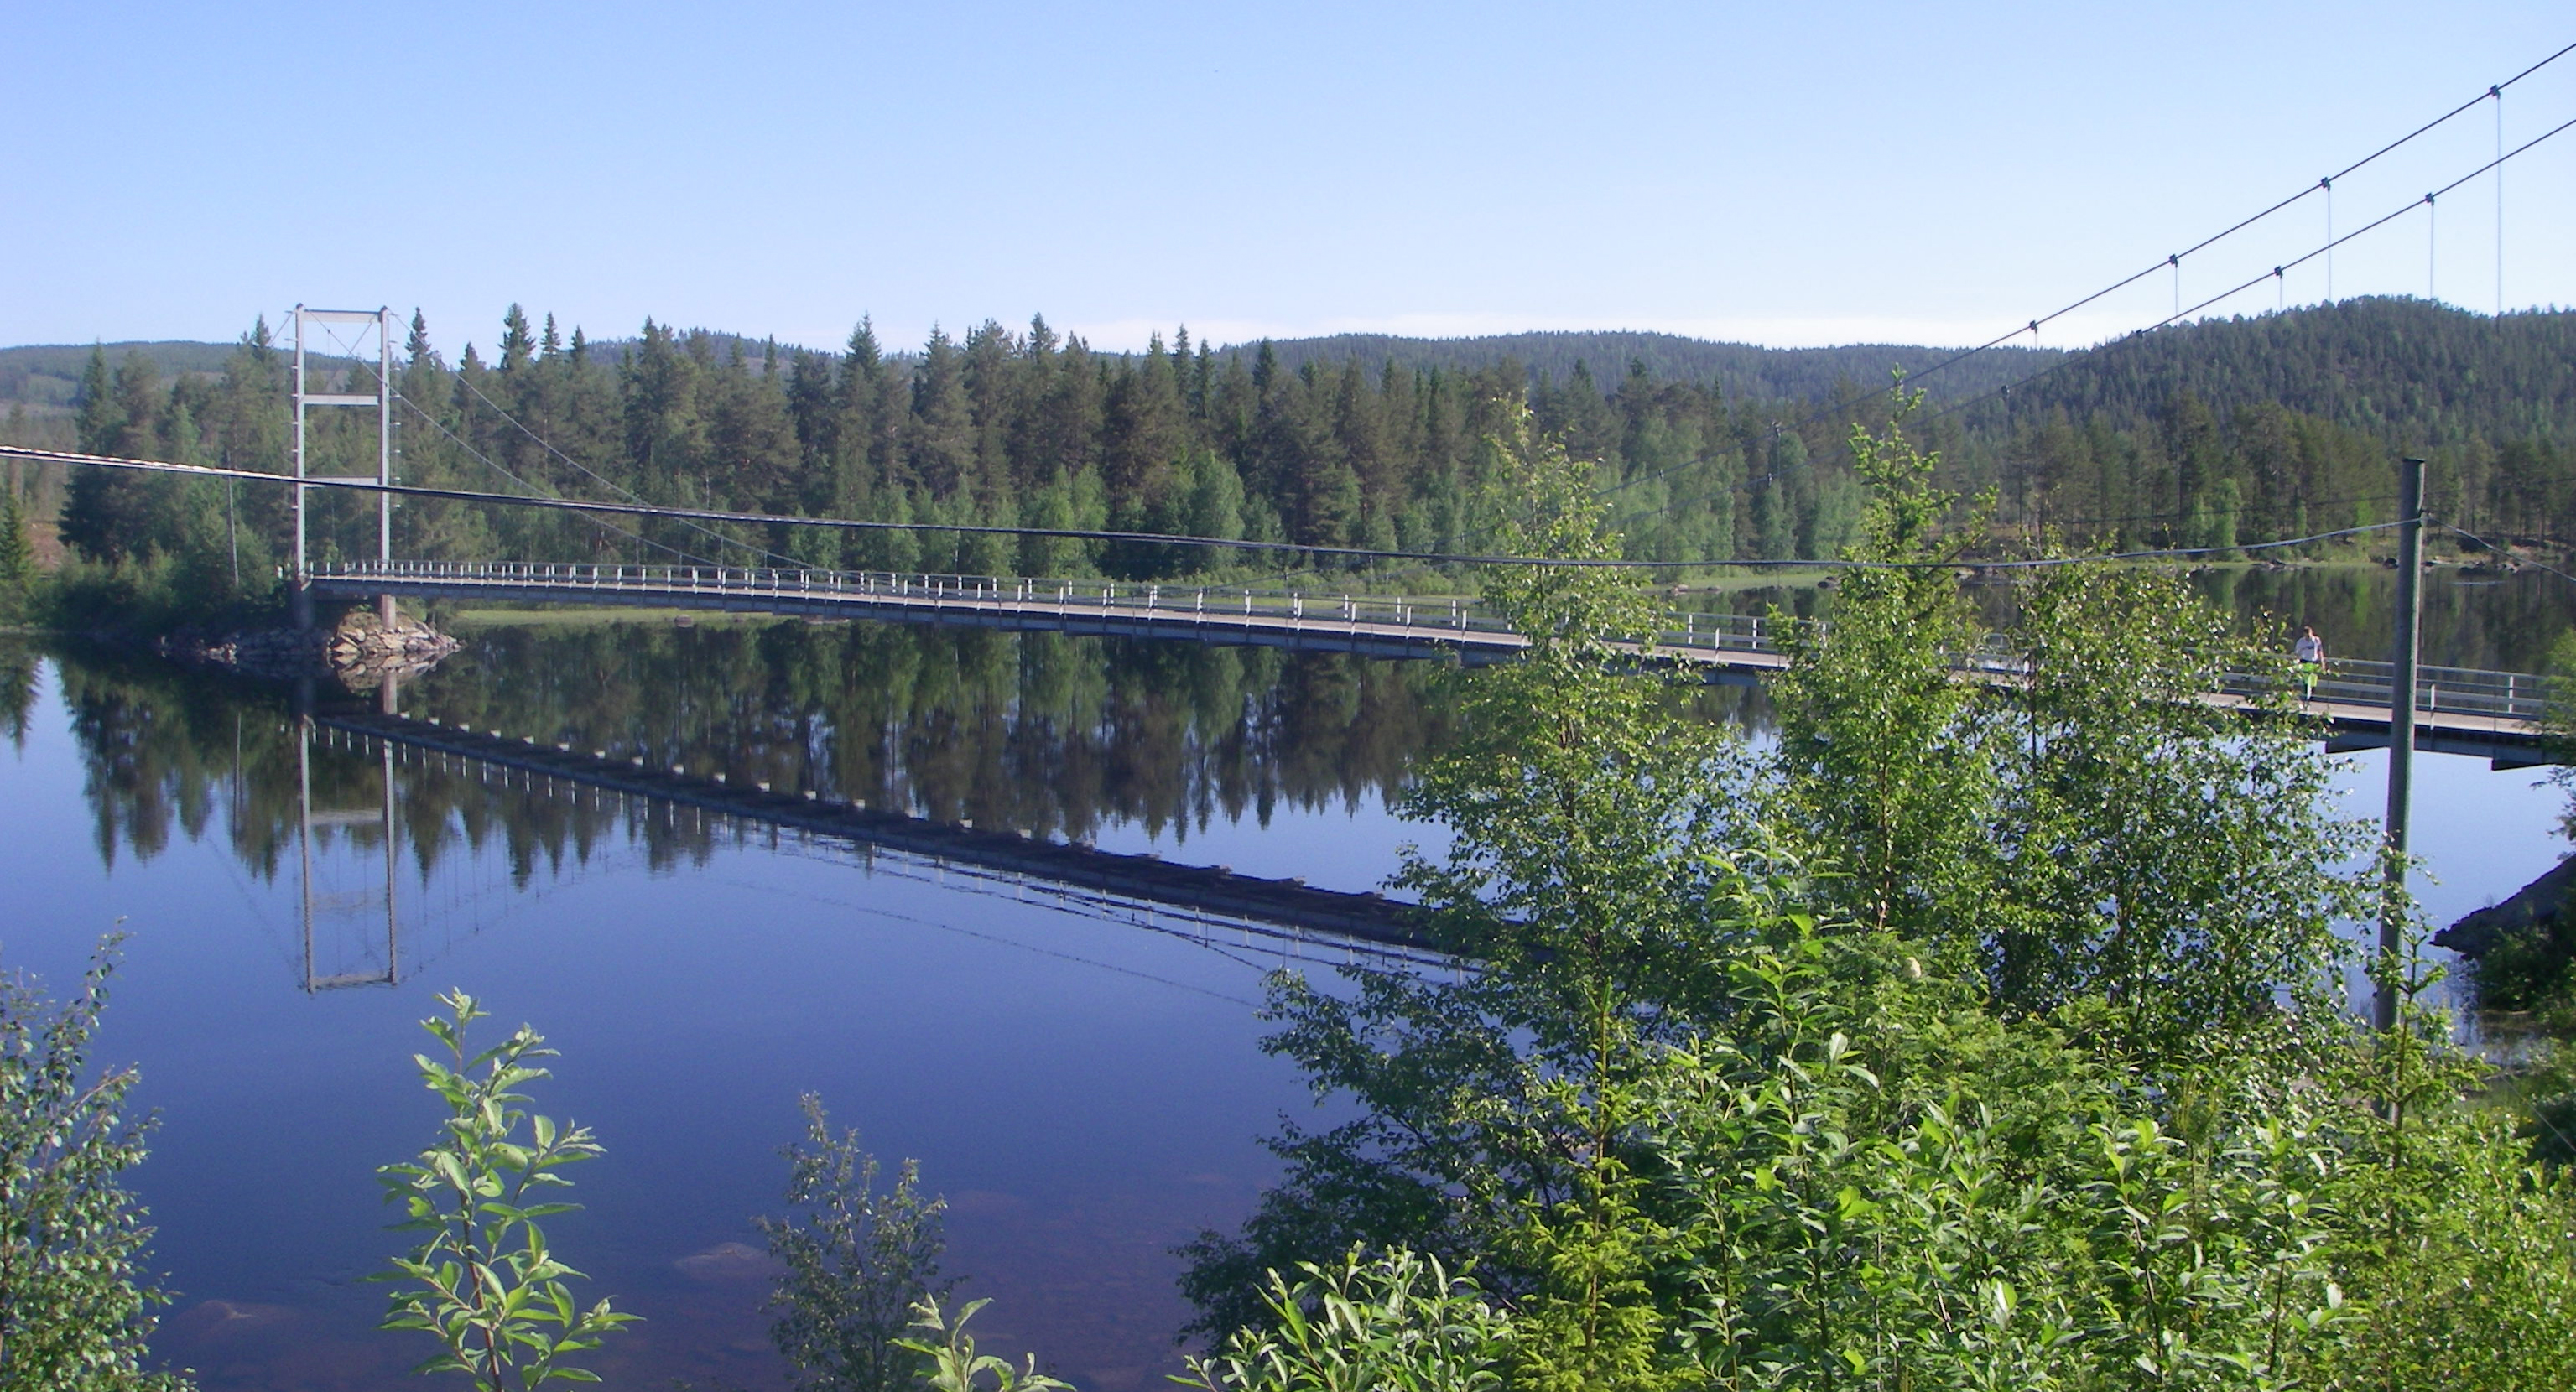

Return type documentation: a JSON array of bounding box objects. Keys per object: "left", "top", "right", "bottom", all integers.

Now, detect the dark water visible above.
[{"left": 0, "top": 574, "right": 2568, "bottom": 1390}]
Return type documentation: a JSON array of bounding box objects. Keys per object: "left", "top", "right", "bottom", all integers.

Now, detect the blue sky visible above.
[{"left": 4, "top": 2, "right": 2568, "bottom": 356}]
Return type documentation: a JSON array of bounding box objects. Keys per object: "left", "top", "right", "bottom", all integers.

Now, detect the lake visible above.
[{"left": 2, "top": 565, "right": 2568, "bottom": 1389}]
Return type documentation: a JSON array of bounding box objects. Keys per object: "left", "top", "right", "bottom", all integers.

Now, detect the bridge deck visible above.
[{"left": 310, "top": 561, "right": 2554, "bottom": 764}]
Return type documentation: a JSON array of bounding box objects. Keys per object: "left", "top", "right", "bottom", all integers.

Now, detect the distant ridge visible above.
[
  {"left": 0, "top": 339, "right": 361, "bottom": 416},
  {"left": 1219, "top": 330, "right": 2065, "bottom": 405},
  {"left": 0, "top": 328, "right": 2068, "bottom": 415},
  {"left": 0, "top": 340, "right": 250, "bottom": 413},
  {"left": 9, "top": 301, "right": 2569, "bottom": 448},
  {"left": 2004, "top": 297, "right": 2576, "bottom": 448}
]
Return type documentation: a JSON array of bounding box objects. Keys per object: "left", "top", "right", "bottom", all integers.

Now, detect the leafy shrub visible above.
[
  {"left": 0, "top": 937, "right": 185, "bottom": 1392},
  {"left": 375, "top": 989, "right": 633, "bottom": 1389},
  {"left": 757, "top": 1093, "right": 951, "bottom": 1392}
]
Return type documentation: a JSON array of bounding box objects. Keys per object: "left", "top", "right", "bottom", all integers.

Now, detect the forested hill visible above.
[
  {"left": 1231, "top": 331, "right": 2064, "bottom": 405},
  {"left": 15, "top": 301, "right": 2563, "bottom": 442},
  {"left": 0, "top": 330, "right": 2061, "bottom": 413},
  {"left": 0, "top": 340, "right": 248, "bottom": 413},
  {"left": 12, "top": 297, "right": 2573, "bottom": 615},
  {"left": 2000, "top": 298, "right": 2576, "bottom": 449}
]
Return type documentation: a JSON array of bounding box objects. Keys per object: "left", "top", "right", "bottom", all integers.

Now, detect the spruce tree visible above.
[{"left": 0, "top": 486, "right": 33, "bottom": 610}]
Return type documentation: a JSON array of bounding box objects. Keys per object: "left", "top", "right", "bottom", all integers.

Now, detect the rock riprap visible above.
[{"left": 156, "top": 607, "right": 461, "bottom": 683}]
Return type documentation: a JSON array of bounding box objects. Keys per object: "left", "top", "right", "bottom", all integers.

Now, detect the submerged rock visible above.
[{"left": 673, "top": 1240, "right": 782, "bottom": 1282}]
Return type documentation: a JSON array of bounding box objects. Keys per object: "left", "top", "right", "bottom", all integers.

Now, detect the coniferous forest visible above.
[{"left": 3, "top": 295, "right": 2571, "bottom": 618}]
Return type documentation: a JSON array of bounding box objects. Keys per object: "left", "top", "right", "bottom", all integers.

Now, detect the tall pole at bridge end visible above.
[{"left": 2374, "top": 454, "right": 2426, "bottom": 1032}]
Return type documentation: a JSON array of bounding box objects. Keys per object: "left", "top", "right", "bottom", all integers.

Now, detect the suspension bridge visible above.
[{"left": 299, "top": 555, "right": 2558, "bottom": 765}]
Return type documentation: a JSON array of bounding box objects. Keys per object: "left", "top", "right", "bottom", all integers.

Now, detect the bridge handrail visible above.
[
  {"left": 322, "top": 557, "right": 1763, "bottom": 641},
  {"left": 309, "top": 559, "right": 2552, "bottom": 723}
]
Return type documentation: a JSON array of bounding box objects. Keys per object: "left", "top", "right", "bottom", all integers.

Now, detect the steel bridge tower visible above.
[{"left": 290, "top": 306, "right": 397, "bottom": 630}]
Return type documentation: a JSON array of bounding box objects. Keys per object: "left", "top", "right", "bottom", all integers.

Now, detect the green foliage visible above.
[
  {"left": 1633, "top": 925, "right": 2362, "bottom": 1390},
  {"left": 0, "top": 486, "right": 31, "bottom": 621},
  {"left": 756, "top": 1093, "right": 951, "bottom": 1392},
  {"left": 1181, "top": 411, "right": 1749, "bottom": 1377},
  {"left": 892, "top": 1298, "right": 1069, "bottom": 1392},
  {"left": 1187, "top": 418, "right": 2576, "bottom": 1391},
  {"left": 1772, "top": 415, "right": 2371, "bottom": 1051},
  {"left": 1769, "top": 407, "right": 1994, "bottom": 951},
  {"left": 1181, "top": 1249, "right": 1516, "bottom": 1392},
  {"left": 375, "top": 989, "right": 634, "bottom": 1389},
  {"left": 2298, "top": 950, "right": 2576, "bottom": 1389},
  {"left": 0, "top": 937, "right": 185, "bottom": 1392},
  {"left": 39, "top": 550, "right": 281, "bottom": 637},
  {"left": 42, "top": 327, "right": 285, "bottom": 627}
]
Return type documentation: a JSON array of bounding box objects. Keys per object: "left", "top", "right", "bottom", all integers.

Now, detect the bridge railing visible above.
[
  {"left": 315, "top": 558, "right": 1782, "bottom": 652},
  {"left": 2218, "top": 657, "right": 2548, "bottom": 724},
  {"left": 311, "top": 561, "right": 2552, "bottom": 726}
]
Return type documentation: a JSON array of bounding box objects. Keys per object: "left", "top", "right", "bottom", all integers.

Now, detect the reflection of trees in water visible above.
[
  {"left": 52, "top": 648, "right": 300, "bottom": 875},
  {"left": 42, "top": 623, "right": 1756, "bottom": 888},
  {"left": 403, "top": 623, "right": 1476, "bottom": 848},
  {"left": 40, "top": 646, "right": 671, "bottom": 886},
  {"left": 2194, "top": 566, "right": 2573, "bottom": 673},
  {"left": 0, "top": 644, "right": 37, "bottom": 743},
  {"left": 42, "top": 570, "right": 2540, "bottom": 894}
]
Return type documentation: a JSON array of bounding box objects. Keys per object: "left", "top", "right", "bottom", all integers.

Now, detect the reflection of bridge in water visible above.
[
  {"left": 289, "top": 683, "right": 1443, "bottom": 993},
  {"left": 295, "top": 709, "right": 400, "bottom": 992},
  {"left": 312, "top": 559, "right": 2563, "bottom": 766}
]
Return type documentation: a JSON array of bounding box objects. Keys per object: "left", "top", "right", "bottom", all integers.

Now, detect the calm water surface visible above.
[{"left": 0, "top": 579, "right": 2568, "bottom": 1390}]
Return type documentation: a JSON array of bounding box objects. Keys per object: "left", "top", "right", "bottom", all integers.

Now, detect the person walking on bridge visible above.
[{"left": 2292, "top": 626, "right": 2324, "bottom": 703}]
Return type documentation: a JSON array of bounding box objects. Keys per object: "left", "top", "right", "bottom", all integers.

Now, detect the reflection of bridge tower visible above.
[{"left": 297, "top": 678, "right": 403, "bottom": 992}]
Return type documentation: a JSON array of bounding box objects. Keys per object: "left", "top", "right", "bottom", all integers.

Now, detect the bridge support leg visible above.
[{"left": 378, "top": 593, "right": 396, "bottom": 630}]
